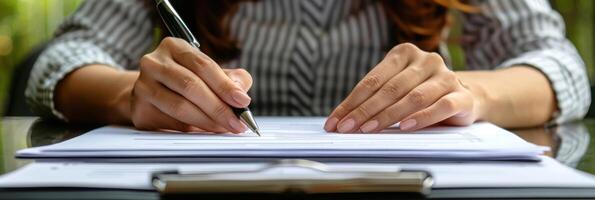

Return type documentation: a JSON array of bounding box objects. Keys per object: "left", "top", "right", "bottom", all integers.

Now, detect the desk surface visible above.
[{"left": 1, "top": 117, "right": 594, "bottom": 199}]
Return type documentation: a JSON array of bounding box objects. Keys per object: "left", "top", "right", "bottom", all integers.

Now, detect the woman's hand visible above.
[
  {"left": 132, "top": 37, "right": 253, "bottom": 133},
  {"left": 324, "top": 43, "right": 485, "bottom": 133}
]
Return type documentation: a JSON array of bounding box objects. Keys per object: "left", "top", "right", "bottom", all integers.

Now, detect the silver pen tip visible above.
[{"left": 238, "top": 110, "right": 261, "bottom": 137}]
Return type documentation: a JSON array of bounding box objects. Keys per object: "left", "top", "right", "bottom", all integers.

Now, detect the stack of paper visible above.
[{"left": 17, "top": 117, "right": 547, "bottom": 161}]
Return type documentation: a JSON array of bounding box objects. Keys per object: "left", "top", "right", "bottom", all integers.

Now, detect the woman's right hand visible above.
[{"left": 132, "top": 37, "right": 253, "bottom": 133}]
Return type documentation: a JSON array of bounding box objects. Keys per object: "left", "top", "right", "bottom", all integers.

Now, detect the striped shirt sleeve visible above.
[
  {"left": 462, "top": 0, "right": 591, "bottom": 124},
  {"left": 25, "top": 0, "right": 154, "bottom": 120}
]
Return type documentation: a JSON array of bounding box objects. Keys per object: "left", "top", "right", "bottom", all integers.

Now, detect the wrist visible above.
[
  {"left": 107, "top": 71, "right": 138, "bottom": 125},
  {"left": 455, "top": 72, "right": 492, "bottom": 122}
]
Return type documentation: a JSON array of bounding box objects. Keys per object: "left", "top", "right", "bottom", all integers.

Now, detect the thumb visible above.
[{"left": 224, "top": 68, "right": 253, "bottom": 92}]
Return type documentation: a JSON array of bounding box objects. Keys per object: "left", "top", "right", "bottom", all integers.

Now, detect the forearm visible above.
[
  {"left": 456, "top": 66, "right": 557, "bottom": 128},
  {"left": 55, "top": 65, "right": 138, "bottom": 125}
]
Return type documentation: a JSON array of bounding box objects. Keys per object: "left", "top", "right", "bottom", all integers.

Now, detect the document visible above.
[
  {"left": 0, "top": 157, "right": 594, "bottom": 190},
  {"left": 17, "top": 117, "right": 547, "bottom": 161}
]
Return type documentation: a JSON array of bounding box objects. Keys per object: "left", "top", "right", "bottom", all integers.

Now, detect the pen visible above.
[{"left": 155, "top": 0, "right": 261, "bottom": 136}]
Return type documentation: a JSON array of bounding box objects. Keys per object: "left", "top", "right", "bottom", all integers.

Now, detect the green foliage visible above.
[
  {"left": 0, "top": 0, "right": 82, "bottom": 115},
  {"left": 552, "top": 0, "right": 595, "bottom": 84}
]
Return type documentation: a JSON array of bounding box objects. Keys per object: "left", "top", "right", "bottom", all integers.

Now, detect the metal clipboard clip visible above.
[{"left": 151, "top": 159, "right": 433, "bottom": 195}]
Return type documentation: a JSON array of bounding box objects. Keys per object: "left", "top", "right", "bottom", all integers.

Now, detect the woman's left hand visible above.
[{"left": 324, "top": 43, "right": 484, "bottom": 133}]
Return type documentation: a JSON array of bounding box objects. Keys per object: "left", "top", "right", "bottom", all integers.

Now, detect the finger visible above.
[
  {"left": 325, "top": 45, "right": 418, "bottom": 131},
  {"left": 399, "top": 91, "right": 474, "bottom": 131},
  {"left": 163, "top": 37, "right": 251, "bottom": 108},
  {"left": 442, "top": 97, "right": 477, "bottom": 126},
  {"left": 132, "top": 102, "right": 194, "bottom": 132},
  {"left": 334, "top": 61, "right": 435, "bottom": 133},
  {"left": 136, "top": 77, "right": 235, "bottom": 133},
  {"left": 139, "top": 57, "right": 247, "bottom": 133},
  {"left": 224, "top": 68, "right": 253, "bottom": 92},
  {"left": 140, "top": 56, "right": 248, "bottom": 112},
  {"left": 359, "top": 74, "right": 456, "bottom": 133},
  {"left": 185, "top": 126, "right": 227, "bottom": 133}
]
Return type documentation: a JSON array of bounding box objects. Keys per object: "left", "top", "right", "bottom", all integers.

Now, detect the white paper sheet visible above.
[
  {"left": 0, "top": 157, "right": 593, "bottom": 190},
  {"left": 17, "top": 117, "right": 547, "bottom": 161}
]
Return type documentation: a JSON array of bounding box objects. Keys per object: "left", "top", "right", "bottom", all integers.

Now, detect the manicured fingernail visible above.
[
  {"left": 233, "top": 80, "right": 243, "bottom": 87},
  {"left": 324, "top": 117, "right": 339, "bottom": 131},
  {"left": 337, "top": 118, "right": 355, "bottom": 133},
  {"left": 360, "top": 120, "right": 378, "bottom": 133},
  {"left": 232, "top": 90, "right": 251, "bottom": 106},
  {"left": 228, "top": 118, "right": 246, "bottom": 132},
  {"left": 400, "top": 119, "right": 417, "bottom": 130}
]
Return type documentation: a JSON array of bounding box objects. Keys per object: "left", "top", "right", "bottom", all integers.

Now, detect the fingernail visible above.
[
  {"left": 337, "top": 118, "right": 356, "bottom": 133},
  {"left": 232, "top": 90, "right": 251, "bottom": 106},
  {"left": 231, "top": 79, "right": 243, "bottom": 89},
  {"left": 233, "top": 80, "right": 243, "bottom": 87},
  {"left": 228, "top": 118, "right": 247, "bottom": 132},
  {"left": 324, "top": 117, "right": 339, "bottom": 131},
  {"left": 400, "top": 119, "right": 417, "bottom": 130},
  {"left": 360, "top": 120, "right": 378, "bottom": 133}
]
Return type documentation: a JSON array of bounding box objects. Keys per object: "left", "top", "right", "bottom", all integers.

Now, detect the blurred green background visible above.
[{"left": 0, "top": 0, "right": 593, "bottom": 116}]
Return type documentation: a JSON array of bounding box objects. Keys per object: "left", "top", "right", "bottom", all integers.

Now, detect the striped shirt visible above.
[{"left": 26, "top": 0, "right": 590, "bottom": 124}]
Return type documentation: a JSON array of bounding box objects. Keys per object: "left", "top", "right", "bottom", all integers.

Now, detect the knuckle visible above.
[
  {"left": 385, "top": 109, "right": 401, "bottom": 122},
  {"left": 154, "top": 60, "right": 170, "bottom": 76},
  {"left": 139, "top": 54, "right": 163, "bottom": 73},
  {"left": 212, "top": 103, "right": 230, "bottom": 120},
  {"left": 219, "top": 80, "right": 237, "bottom": 94},
  {"left": 387, "top": 54, "right": 402, "bottom": 67},
  {"left": 161, "top": 37, "right": 179, "bottom": 47},
  {"left": 441, "top": 97, "right": 457, "bottom": 112},
  {"left": 354, "top": 105, "right": 372, "bottom": 119},
  {"left": 168, "top": 100, "right": 186, "bottom": 119},
  {"left": 424, "top": 53, "right": 445, "bottom": 70},
  {"left": 179, "top": 50, "right": 198, "bottom": 62},
  {"left": 332, "top": 104, "right": 349, "bottom": 117},
  {"left": 442, "top": 71, "right": 458, "bottom": 89},
  {"left": 443, "top": 71, "right": 457, "bottom": 81},
  {"left": 408, "top": 66, "right": 424, "bottom": 75},
  {"left": 391, "top": 43, "right": 418, "bottom": 54},
  {"left": 185, "top": 53, "right": 213, "bottom": 73},
  {"left": 418, "top": 110, "right": 433, "bottom": 120},
  {"left": 360, "top": 75, "right": 382, "bottom": 90},
  {"left": 380, "top": 82, "right": 401, "bottom": 97},
  {"left": 408, "top": 89, "right": 426, "bottom": 107},
  {"left": 427, "top": 52, "right": 443, "bottom": 62},
  {"left": 181, "top": 77, "right": 199, "bottom": 94},
  {"left": 139, "top": 54, "right": 154, "bottom": 67}
]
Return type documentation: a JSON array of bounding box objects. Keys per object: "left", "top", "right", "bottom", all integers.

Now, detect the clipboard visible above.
[{"left": 151, "top": 159, "right": 433, "bottom": 195}]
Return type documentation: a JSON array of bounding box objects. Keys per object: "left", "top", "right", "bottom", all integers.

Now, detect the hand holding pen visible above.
[{"left": 128, "top": 0, "right": 260, "bottom": 135}]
